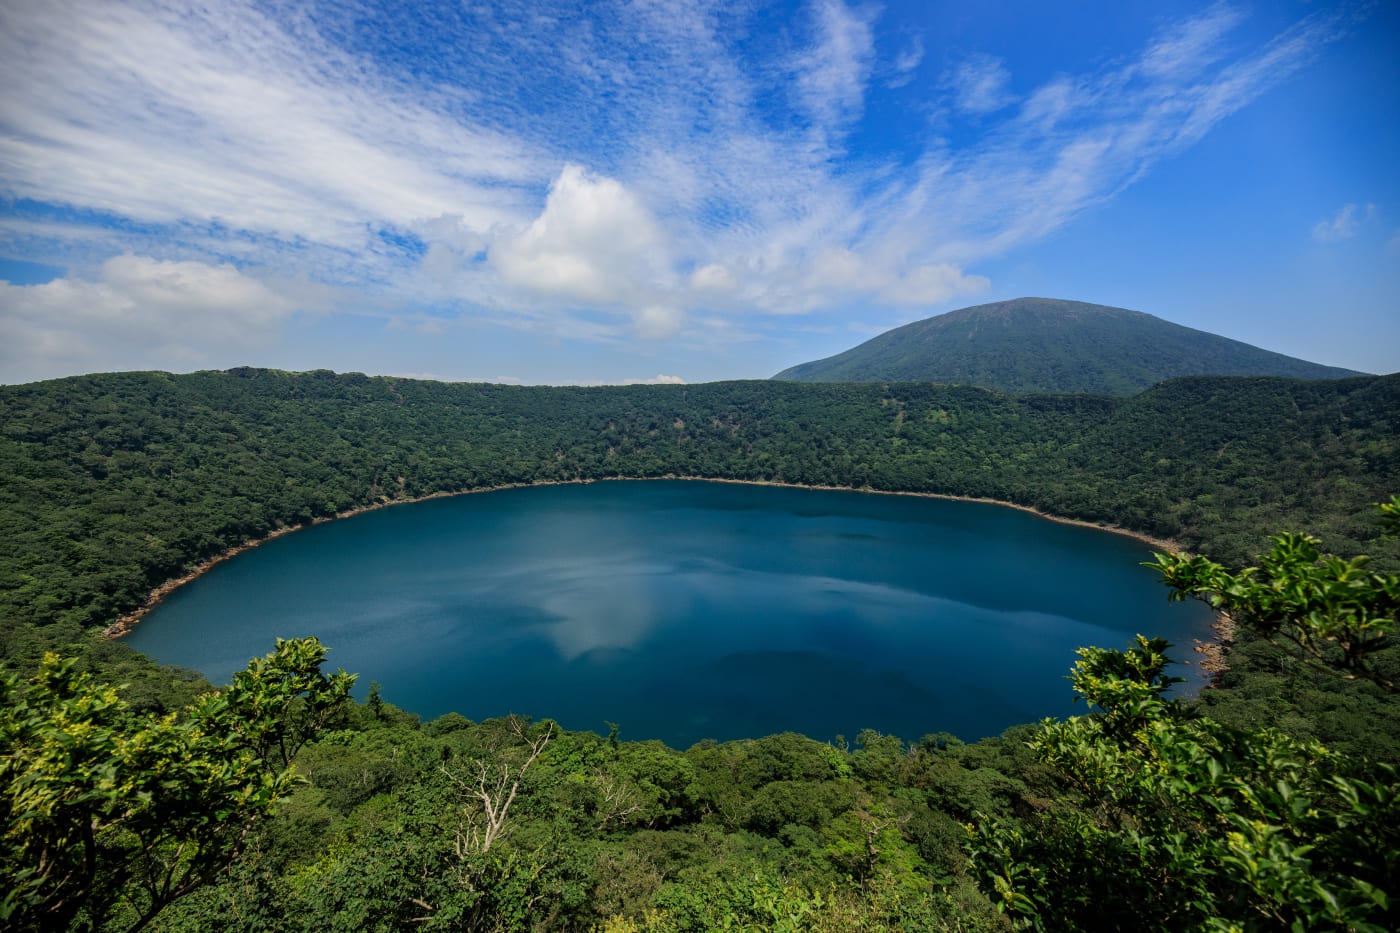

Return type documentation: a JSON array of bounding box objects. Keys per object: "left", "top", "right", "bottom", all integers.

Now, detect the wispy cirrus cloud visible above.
[
  {"left": 900, "top": 5, "right": 1353, "bottom": 266},
  {"left": 1312, "top": 203, "right": 1375, "bottom": 242},
  {"left": 0, "top": 1, "right": 537, "bottom": 250},
  {"left": 886, "top": 35, "right": 924, "bottom": 89},
  {"left": 947, "top": 54, "right": 1016, "bottom": 115},
  {"left": 0, "top": 0, "right": 1358, "bottom": 383},
  {"left": 791, "top": 0, "right": 878, "bottom": 139},
  {"left": 1140, "top": 3, "right": 1245, "bottom": 80}
]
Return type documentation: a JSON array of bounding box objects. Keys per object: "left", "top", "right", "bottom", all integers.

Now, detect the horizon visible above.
[
  {"left": 13, "top": 293, "right": 1384, "bottom": 389},
  {"left": 2, "top": 0, "right": 1398, "bottom": 386}
]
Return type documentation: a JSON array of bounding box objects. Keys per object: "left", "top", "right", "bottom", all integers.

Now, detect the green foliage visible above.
[
  {"left": 968, "top": 513, "right": 1400, "bottom": 932},
  {"left": 1064, "top": 635, "right": 1183, "bottom": 738},
  {"left": 1151, "top": 513, "right": 1399, "bottom": 693},
  {"left": 132, "top": 702, "right": 1027, "bottom": 931},
  {"left": 602, "top": 866, "right": 1011, "bottom": 932},
  {"left": 202, "top": 637, "right": 357, "bottom": 773},
  {"left": 0, "top": 637, "right": 353, "bottom": 933}
]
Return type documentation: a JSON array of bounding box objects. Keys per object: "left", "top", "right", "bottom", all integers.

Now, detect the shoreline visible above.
[
  {"left": 1191, "top": 612, "right": 1236, "bottom": 685},
  {"left": 101, "top": 481, "right": 541, "bottom": 638},
  {"left": 103, "top": 476, "right": 1226, "bottom": 678}
]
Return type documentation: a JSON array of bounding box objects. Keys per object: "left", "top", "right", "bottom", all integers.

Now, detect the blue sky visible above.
[{"left": 1, "top": 0, "right": 1396, "bottom": 386}]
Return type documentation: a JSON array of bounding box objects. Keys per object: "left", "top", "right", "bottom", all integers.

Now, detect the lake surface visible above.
[{"left": 128, "top": 480, "right": 1215, "bottom": 746}]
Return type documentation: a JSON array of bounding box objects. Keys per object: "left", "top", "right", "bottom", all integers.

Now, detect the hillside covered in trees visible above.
[
  {"left": 773, "top": 298, "right": 1367, "bottom": 395},
  {"left": 2, "top": 367, "right": 1398, "bottom": 931}
]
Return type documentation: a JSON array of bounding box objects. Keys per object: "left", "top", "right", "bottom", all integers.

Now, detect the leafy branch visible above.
[{"left": 1148, "top": 496, "right": 1399, "bottom": 694}]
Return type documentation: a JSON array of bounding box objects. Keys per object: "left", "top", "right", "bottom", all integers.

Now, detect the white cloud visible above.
[
  {"left": 97, "top": 255, "right": 288, "bottom": 320},
  {"left": 1140, "top": 4, "right": 1245, "bottom": 80},
  {"left": 949, "top": 54, "right": 1015, "bottom": 115},
  {"left": 1169, "top": 11, "right": 1347, "bottom": 150},
  {"left": 623, "top": 374, "right": 686, "bottom": 385},
  {"left": 491, "top": 164, "right": 673, "bottom": 307},
  {"left": 882, "top": 264, "right": 991, "bottom": 307},
  {"left": 911, "top": 6, "right": 1352, "bottom": 268},
  {"left": 0, "top": 0, "right": 537, "bottom": 249},
  {"left": 801, "top": 248, "right": 988, "bottom": 308},
  {"left": 634, "top": 306, "right": 686, "bottom": 340},
  {"left": 1312, "top": 203, "right": 1374, "bottom": 243},
  {"left": 887, "top": 35, "right": 924, "bottom": 88},
  {"left": 1017, "top": 77, "right": 1076, "bottom": 132},
  {"left": 792, "top": 0, "right": 877, "bottom": 136},
  {"left": 0, "top": 0, "right": 1359, "bottom": 380},
  {"left": 691, "top": 264, "right": 737, "bottom": 292},
  {"left": 0, "top": 255, "right": 294, "bottom": 382}
]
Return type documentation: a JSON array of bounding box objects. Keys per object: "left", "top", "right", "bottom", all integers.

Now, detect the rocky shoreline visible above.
[{"left": 1192, "top": 612, "right": 1237, "bottom": 686}]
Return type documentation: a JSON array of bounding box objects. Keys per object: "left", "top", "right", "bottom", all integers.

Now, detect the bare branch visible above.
[{"left": 441, "top": 720, "right": 554, "bottom": 857}]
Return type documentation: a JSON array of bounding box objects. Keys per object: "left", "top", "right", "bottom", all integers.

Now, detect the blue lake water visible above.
[{"left": 126, "top": 480, "right": 1216, "bottom": 747}]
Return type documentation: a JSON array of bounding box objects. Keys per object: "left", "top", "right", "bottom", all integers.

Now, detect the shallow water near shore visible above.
[{"left": 128, "top": 480, "right": 1215, "bottom": 746}]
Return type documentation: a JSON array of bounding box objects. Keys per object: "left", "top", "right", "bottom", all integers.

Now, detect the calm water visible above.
[{"left": 128, "top": 480, "right": 1215, "bottom": 746}]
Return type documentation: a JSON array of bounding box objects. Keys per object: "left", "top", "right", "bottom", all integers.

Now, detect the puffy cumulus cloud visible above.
[
  {"left": 491, "top": 165, "right": 673, "bottom": 307},
  {"left": 1312, "top": 203, "right": 1374, "bottom": 243},
  {"left": 98, "top": 255, "right": 290, "bottom": 321},
  {"left": 623, "top": 374, "right": 686, "bottom": 385},
  {"left": 881, "top": 263, "right": 992, "bottom": 306},
  {"left": 0, "top": 255, "right": 293, "bottom": 382},
  {"left": 691, "top": 263, "right": 737, "bottom": 292}
]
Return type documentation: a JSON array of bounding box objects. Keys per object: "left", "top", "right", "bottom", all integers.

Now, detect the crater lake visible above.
[{"left": 126, "top": 480, "right": 1217, "bottom": 747}]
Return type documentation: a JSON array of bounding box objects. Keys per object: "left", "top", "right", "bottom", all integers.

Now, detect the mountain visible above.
[{"left": 772, "top": 297, "right": 1367, "bottom": 395}]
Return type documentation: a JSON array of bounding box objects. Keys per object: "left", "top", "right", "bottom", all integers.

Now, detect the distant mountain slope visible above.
[{"left": 773, "top": 297, "right": 1367, "bottom": 395}]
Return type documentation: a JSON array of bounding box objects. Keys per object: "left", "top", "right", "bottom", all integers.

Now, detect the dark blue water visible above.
[{"left": 127, "top": 480, "right": 1215, "bottom": 746}]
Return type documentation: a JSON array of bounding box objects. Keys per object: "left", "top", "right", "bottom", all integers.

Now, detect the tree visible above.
[
  {"left": 0, "top": 637, "right": 354, "bottom": 933},
  {"left": 1148, "top": 495, "right": 1400, "bottom": 694},
  {"left": 966, "top": 502, "right": 1400, "bottom": 932},
  {"left": 442, "top": 715, "right": 554, "bottom": 859},
  {"left": 968, "top": 638, "right": 1398, "bottom": 931},
  {"left": 205, "top": 636, "right": 358, "bottom": 774}
]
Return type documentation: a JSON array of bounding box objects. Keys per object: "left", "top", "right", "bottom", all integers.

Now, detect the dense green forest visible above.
[{"left": 2, "top": 368, "right": 1398, "bottom": 931}]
